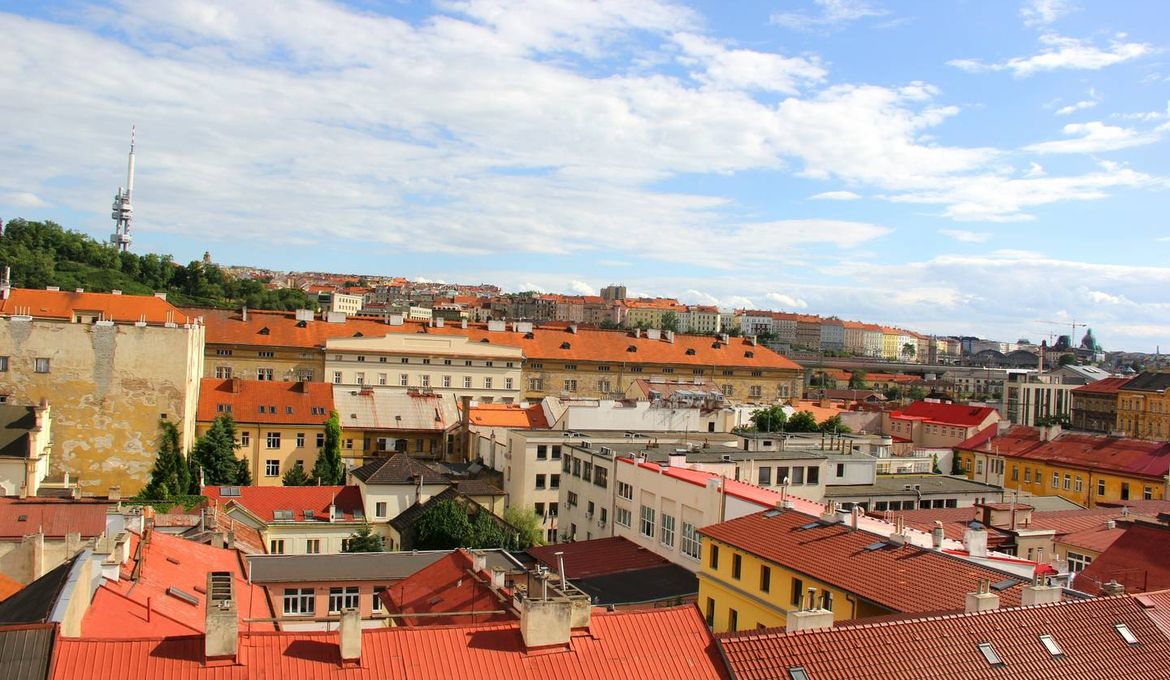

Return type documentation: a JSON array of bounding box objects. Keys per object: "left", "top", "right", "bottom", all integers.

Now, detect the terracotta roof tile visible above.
[
  {"left": 467, "top": 403, "right": 549, "bottom": 429},
  {"left": 202, "top": 485, "right": 364, "bottom": 523},
  {"left": 986, "top": 429, "right": 1170, "bottom": 480},
  {"left": 1072, "top": 376, "right": 1135, "bottom": 394},
  {"left": 700, "top": 509, "right": 1028, "bottom": 614},
  {"left": 1074, "top": 522, "right": 1170, "bottom": 595},
  {"left": 381, "top": 549, "right": 514, "bottom": 627},
  {"left": 0, "top": 499, "right": 108, "bottom": 538},
  {"left": 350, "top": 453, "right": 446, "bottom": 486},
  {"left": 0, "top": 288, "right": 192, "bottom": 325},
  {"left": 717, "top": 592, "right": 1170, "bottom": 680},
  {"left": 891, "top": 402, "right": 999, "bottom": 428},
  {"left": 196, "top": 379, "right": 334, "bottom": 425}
]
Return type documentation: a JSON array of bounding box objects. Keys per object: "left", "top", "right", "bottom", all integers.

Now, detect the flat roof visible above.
[
  {"left": 642, "top": 449, "right": 828, "bottom": 464},
  {"left": 823, "top": 474, "right": 1003, "bottom": 498},
  {"left": 247, "top": 550, "right": 522, "bottom": 583}
]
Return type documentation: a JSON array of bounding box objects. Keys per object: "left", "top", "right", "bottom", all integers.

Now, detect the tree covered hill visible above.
[{"left": 0, "top": 219, "right": 316, "bottom": 310}]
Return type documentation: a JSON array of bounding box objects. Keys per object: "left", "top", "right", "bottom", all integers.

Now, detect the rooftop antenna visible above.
[{"left": 110, "top": 125, "right": 135, "bottom": 252}]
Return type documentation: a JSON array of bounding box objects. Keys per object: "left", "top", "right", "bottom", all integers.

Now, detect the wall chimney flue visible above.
[
  {"left": 965, "top": 578, "right": 1000, "bottom": 613},
  {"left": 339, "top": 607, "right": 362, "bottom": 664},
  {"left": 204, "top": 571, "right": 238, "bottom": 662}
]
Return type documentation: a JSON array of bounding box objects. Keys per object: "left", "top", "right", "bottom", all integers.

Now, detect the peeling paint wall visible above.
[{"left": 0, "top": 318, "right": 204, "bottom": 494}]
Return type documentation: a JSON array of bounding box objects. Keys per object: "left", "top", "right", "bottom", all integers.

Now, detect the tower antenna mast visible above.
[{"left": 109, "top": 126, "right": 135, "bottom": 252}]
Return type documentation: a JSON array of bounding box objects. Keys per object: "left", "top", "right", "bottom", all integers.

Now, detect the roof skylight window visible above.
[
  {"left": 788, "top": 667, "right": 810, "bottom": 680},
  {"left": 977, "top": 642, "right": 1004, "bottom": 666},
  {"left": 1115, "top": 623, "right": 1139, "bottom": 645},
  {"left": 1038, "top": 634, "right": 1063, "bottom": 656}
]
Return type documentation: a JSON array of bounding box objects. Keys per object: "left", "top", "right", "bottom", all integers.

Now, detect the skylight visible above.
[
  {"left": 1115, "top": 623, "right": 1139, "bottom": 645},
  {"left": 1039, "top": 634, "right": 1063, "bottom": 656},
  {"left": 788, "top": 667, "right": 810, "bottom": 680},
  {"left": 977, "top": 642, "right": 1003, "bottom": 666},
  {"left": 991, "top": 577, "right": 1021, "bottom": 591}
]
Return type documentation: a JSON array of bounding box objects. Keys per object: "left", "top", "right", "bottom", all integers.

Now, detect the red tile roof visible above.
[
  {"left": 959, "top": 425, "right": 1170, "bottom": 480},
  {"left": 1058, "top": 524, "right": 1126, "bottom": 553},
  {"left": 467, "top": 402, "right": 549, "bottom": 429},
  {"left": 1072, "top": 376, "right": 1135, "bottom": 394},
  {"left": 891, "top": 401, "right": 999, "bottom": 428},
  {"left": 0, "top": 499, "right": 108, "bottom": 538},
  {"left": 0, "top": 288, "right": 192, "bottom": 325},
  {"left": 202, "top": 485, "right": 364, "bottom": 523},
  {"left": 0, "top": 573, "right": 23, "bottom": 601},
  {"left": 1074, "top": 522, "right": 1170, "bottom": 595},
  {"left": 717, "top": 592, "right": 1170, "bottom": 680},
  {"left": 381, "top": 549, "right": 514, "bottom": 626},
  {"left": 81, "top": 530, "right": 273, "bottom": 638},
  {"left": 700, "top": 510, "right": 1028, "bottom": 614},
  {"left": 196, "top": 308, "right": 409, "bottom": 349},
  {"left": 196, "top": 378, "right": 334, "bottom": 425},
  {"left": 528, "top": 537, "right": 671, "bottom": 579},
  {"left": 53, "top": 605, "right": 730, "bottom": 680}
]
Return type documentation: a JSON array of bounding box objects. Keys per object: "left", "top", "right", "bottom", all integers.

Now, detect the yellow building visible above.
[
  {"left": 1115, "top": 373, "right": 1170, "bottom": 440},
  {"left": 697, "top": 509, "right": 1029, "bottom": 633},
  {"left": 955, "top": 424, "right": 1170, "bottom": 508},
  {"left": 197, "top": 378, "right": 335, "bottom": 485}
]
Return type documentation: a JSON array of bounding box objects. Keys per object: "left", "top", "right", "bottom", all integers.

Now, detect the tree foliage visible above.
[
  {"left": 343, "top": 525, "right": 384, "bottom": 553},
  {"left": 311, "top": 411, "right": 344, "bottom": 485},
  {"left": 282, "top": 464, "right": 312, "bottom": 486},
  {"left": 413, "top": 499, "right": 513, "bottom": 550},
  {"left": 750, "top": 406, "right": 787, "bottom": 433},
  {"left": 660, "top": 311, "right": 680, "bottom": 333},
  {"left": 848, "top": 370, "right": 868, "bottom": 389},
  {"left": 901, "top": 343, "right": 917, "bottom": 359},
  {"left": 817, "top": 415, "right": 851, "bottom": 433},
  {"left": 784, "top": 411, "right": 820, "bottom": 433},
  {"left": 0, "top": 219, "right": 316, "bottom": 310},
  {"left": 191, "top": 415, "right": 249, "bottom": 486},
  {"left": 503, "top": 506, "right": 544, "bottom": 548},
  {"left": 139, "top": 420, "right": 188, "bottom": 499}
]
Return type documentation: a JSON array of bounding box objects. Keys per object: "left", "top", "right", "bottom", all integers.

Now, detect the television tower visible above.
[{"left": 109, "top": 126, "right": 135, "bottom": 252}]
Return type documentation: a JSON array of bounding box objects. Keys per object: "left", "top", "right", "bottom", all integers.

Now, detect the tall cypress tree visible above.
[
  {"left": 311, "top": 411, "right": 344, "bottom": 485},
  {"left": 191, "top": 415, "right": 247, "bottom": 486}
]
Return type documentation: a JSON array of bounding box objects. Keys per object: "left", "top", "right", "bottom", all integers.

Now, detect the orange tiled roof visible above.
[
  {"left": 381, "top": 549, "right": 514, "bottom": 627},
  {"left": 1074, "top": 523, "right": 1170, "bottom": 594},
  {"left": 468, "top": 403, "right": 549, "bottom": 429},
  {"left": 0, "top": 573, "right": 23, "bottom": 601},
  {"left": 202, "top": 485, "right": 365, "bottom": 523},
  {"left": 196, "top": 378, "right": 334, "bottom": 425},
  {"left": 196, "top": 308, "right": 411, "bottom": 348},
  {"left": 0, "top": 288, "right": 192, "bottom": 325}
]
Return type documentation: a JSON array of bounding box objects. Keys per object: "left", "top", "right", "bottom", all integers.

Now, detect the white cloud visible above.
[
  {"left": 567, "top": 279, "right": 594, "bottom": 295},
  {"left": 0, "top": 191, "right": 48, "bottom": 208},
  {"left": 949, "top": 34, "right": 1152, "bottom": 77},
  {"left": 810, "top": 190, "right": 862, "bottom": 200},
  {"left": 1086, "top": 289, "right": 1126, "bottom": 305},
  {"left": 765, "top": 293, "right": 809, "bottom": 309},
  {"left": 939, "top": 229, "right": 991, "bottom": 243},
  {"left": 673, "top": 33, "right": 826, "bottom": 94},
  {"left": 1024, "top": 121, "right": 1162, "bottom": 154},
  {"left": 771, "top": 0, "right": 888, "bottom": 31},
  {"left": 1020, "top": 0, "right": 1075, "bottom": 27},
  {"left": 1055, "top": 88, "right": 1099, "bottom": 115}
]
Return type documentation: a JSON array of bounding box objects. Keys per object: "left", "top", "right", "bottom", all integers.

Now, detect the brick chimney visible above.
[
  {"left": 204, "top": 571, "right": 238, "bottom": 662},
  {"left": 339, "top": 607, "right": 361, "bottom": 665},
  {"left": 965, "top": 579, "right": 999, "bottom": 613}
]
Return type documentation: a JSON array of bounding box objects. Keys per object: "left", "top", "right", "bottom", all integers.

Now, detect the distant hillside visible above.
[{"left": 0, "top": 219, "right": 316, "bottom": 310}]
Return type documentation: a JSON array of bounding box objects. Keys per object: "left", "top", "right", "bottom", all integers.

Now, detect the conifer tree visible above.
[{"left": 311, "top": 411, "right": 344, "bottom": 485}]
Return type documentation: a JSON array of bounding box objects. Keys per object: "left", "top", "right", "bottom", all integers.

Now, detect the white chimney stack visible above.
[
  {"left": 965, "top": 579, "right": 1000, "bottom": 614},
  {"left": 1020, "top": 577, "right": 1062, "bottom": 606},
  {"left": 339, "top": 607, "right": 362, "bottom": 663},
  {"left": 204, "top": 572, "right": 238, "bottom": 662}
]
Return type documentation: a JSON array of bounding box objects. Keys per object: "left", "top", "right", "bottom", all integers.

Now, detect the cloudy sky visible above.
[{"left": 1, "top": 1, "right": 1168, "bottom": 350}]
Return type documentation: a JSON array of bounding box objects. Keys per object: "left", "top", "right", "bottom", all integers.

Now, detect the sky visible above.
[{"left": 0, "top": 1, "right": 1168, "bottom": 351}]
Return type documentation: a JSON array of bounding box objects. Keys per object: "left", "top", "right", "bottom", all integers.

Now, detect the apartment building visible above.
[
  {"left": 1116, "top": 372, "right": 1170, "bottom": 440},
  {"left": 0, "top": 287, "right": 204, "bottom": 493},
  {"left": 0, "top": 401, "right": 53, "bottom": 498},
  {"left": 883, "top": 401, "right": 1000, "bottom": 449},
  {"left": 1071, "top": 376, "right": 1131, "bottom": 433},
  {"left": 1003, "top": 365, "right": 1112, "bottom": 426},
  {"left": 332, "top": 387, "right": 460, "bottom": 461},
  {"left": 203, "top": 484, "right": 367, "bottom": 555}
]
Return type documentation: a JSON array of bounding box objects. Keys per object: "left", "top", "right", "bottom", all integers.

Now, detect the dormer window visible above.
[{"left": 258, "top": 327, "right": 270, "bottom": 335}]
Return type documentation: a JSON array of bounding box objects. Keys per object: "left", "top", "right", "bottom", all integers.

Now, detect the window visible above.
[
  {"left": 316, "top": 433, "right": 325, "bottom": 448},
  {"left": 598, "top": 379, "right": 611, "bottom": 393},
  {"left": 976, "top": 460, "right": 983, "bottom": 475},
  {"left": 257, "top": 368, "right": 273, "bottom": 381},
  {"left": 820, "top": 591, "right": 833, "bottom": 611},
  {"left": 582, "top": 462, "right": 593, "bottom": 482},
  {"left": 640, "top": 505, "right": 656, "bottom": 538},
  {"left": 265, "top": 460, "right": 280, "bottom": 477},
  {"left": 599, "top": 508, "right": 606, "bottom": 525},
  {"left": 215, "top": 366, "right": 232, "bottom": 379},
  {"left": 1145, "top": 486, "right": 1154, "bottom": 500},
  {"left": 258, "top": 350, "right": 274, "bottom": 358},
  {"left": 572, "top": 458, "right": 581, "bottom": 477},
  {"left": 333, "top": 371, "right": 343, "bottom": 384},
  {"left": 372, "top": 587, "right": 386, "bottom": 613},
  {"left": 483, "top": 377, "right": 492, "bottom": 389},
  {"left": 661, "top": 514, "right": 676, "bottom": 547},
  {"left": 34, "top": 358, "right": 50, "bottom": 373},
  {"left": 1063, "top": 474, "right": 1071, "bottom": 490},
  {"left": 564, "top": 379, "right": 577, "bottom": 392},
  {"left": 978, "top": 642, "right": 1004, "bottom": 667},
  {"left": 749, "top": 385, "right": 762, "bottom": 398},
  {"left": 565, "top": 364, "right": 577, "bottom": 371},
  {"left": 548, "top": 502, "right": 558, "bottom": 517},
  {"left": 807, "top": 466, "right": 819, "bottom": 485},
  {"left": 216, "top": 349, "right": 233, "bottom": 356},
  {"left": 241, "top": 432, "right": 251, "bottom": 447},
  {"left": 722, "top": 384, "right": 733, "bottom": 396},
  {"left": 305, "top": 539, "right": 320, "bottom": 554},
  {"left": 705, "top": 598, "right": 715, "bottom": 627},
  {"left": 593, "top": 466, "right": 608, "bottom": 488},
  {"left": 401, "top": 357, "right": 409, "bottom": 364},
  {"left": 790, "top": 577, "right": 804, "bottom": 606},
  {"left": 728, "top": 608, "right": 738, "bottom": 632},
  {"left": 788, "top": 668, "right": 810, "bottom": 680},
  {"left": 375, "top": 502, "right": 387, "bottom": 519},
  {"left": 550, "top": 474, "right": 560, "bottom": 489},
  {"left": 758, "top": 467, "right": 771, "bottom": 486},
  {"left": 1011, "top": 466, "right": 1019, "bottom": 481},
  {"left": 836, "top": 463, "right": 845, "bottom": 478},
  {"left": 463, "top": 376, "right": 473, "bottom": 389},
  {"left": 616, "top": 507, "right": 632, "bottom": 527},
  {"left": 760, "top": 565, "right": 771, "bottom": 593},
  {"left": 535, "top": 474, "right": 546, "bottom": 489},
  {"left": 420, "top": 374, "right": 430, "bottom": 388},
  {"left": 710, "top": 544, "right": 720, "bottom": 569},
  {"left": 792, "top": 467, "right": 805, "bottom": 485},
  {"left": 1025, "top": 468, "right": 1032, "bottom": 483},
  {"left": 551, "top": 445, "right": 562, "bottom": 459},
  {"left": 529, "top": 378, "right": 543, "bottom": 391},
  {"left": 328, "top": 587, "right": 360, "bottom": 613},
  {"left": 270, "top": 539, "right": 285, "bottom": 554},
  {"left": 400, "top": 374, "right": 409, "bottom": 387},
  {"left": 1052, "top": 472, "right": 1059, "bottom": 488},
  {"left": 732, "top": 553, "right": 742, "bottom": 579},
  {"left": 378, "top": 373, "right": 387, "bottom": 386},
  {"left": 535, "top": 502, "right": 546, "bottom": 517},
  {"left": 617, "top": 481, "right": 632, "bottom": 500},
  {"left": 682, "top": 522, "right": 701, "bottom": 560},
  {"left": 1098, "top": 479, "right": 1106, "bottom": 496},
  {"left": 1121, "top": 482, "right": 1130, "bottom": 501},
  {"left": 1039, "top": 634, "right": 1063, "bottom": 657},
  {"left": 537, "top": 445, "right": 548, "bottom": 460},
  {"left": 267, "top": 432, "right": 281, "bottom": 449},
  {"left": 1115, "top": 623, "right": 1139, "bottom": 645},
  {"left": 422, "top": 358, "right": 430, "bottom": 365},
  {"left": 567, "top": 491, "right": 578, "bottom": 507},
  {"left": 530, "top": 362, "right": 543, "bottom": 369},
  {"left": 283, "top": 588, "right": 314, "bottom": 615},
  {"left": 442, "top": 375, "right": 451, "bottom": 388}
]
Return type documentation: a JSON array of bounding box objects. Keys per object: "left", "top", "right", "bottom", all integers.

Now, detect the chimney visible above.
[
  {"left": 663, "top": 330, "right": 674, "bottom": 343},
  {"left": 1020, "top": 577, "right": 1062, "bottom": 606},
  {"left": 470, "top": 549, "right": 487, "bottom": 574},
  {"left": 518, "top": 595, "right": 577, "bottom": 649},
  {"left": 963, "top": 523, "right": 989, "bottom": 558},
  {"left": 965, "top": 579, "right": 1000, "bottom": 613},
  {"left": 851, "top": 506, "right": 863, "bottom": 531},
  {"left": 339, "top": 607, "right": 362, "bottom": 664},
  {"left": 107, "top": 485, "right": 122, "bottom": 502},
  {"left": 1101, "top": 580, "right": 1125, "bottom": 596},
  {"left": 785, "top": 588, "right": 833, "bottom": 632},
  {"left": 241, "top": 306, "right": 248, "bottom": 322},
  {"left": 490, "top": 567, "right": 506, "bottom": 590},
  {"left": 820, "top": 501, "right": 840, "bottom": 524},
  {"left": 931, "top": 521, "right": 944, "bottom": 549},
  {"left": 204, "top": 571, "right": 238, "bottom": 662},
  {"left": 461, "top": 319, "right": 468, "bottom": 329}
]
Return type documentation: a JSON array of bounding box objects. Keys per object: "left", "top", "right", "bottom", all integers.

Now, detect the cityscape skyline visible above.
[{"left": 1, "top": 1, "right": 1168, "bottom": 350}]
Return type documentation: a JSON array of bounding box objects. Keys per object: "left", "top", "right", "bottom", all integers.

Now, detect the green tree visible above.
[
  {"left": 901, "top": 343, "right": 917, "bottom": 360},
  {"left": 907, "top": 385, "right": 928, "bottom": 401},
  {"left": 818, "top": 415, "right": 851, "bottom": 434},
  {"left": 784, "top": 411, "right": 819, "bottom": 433},
  {"left": 139, "top": 420, "right": 186, "bottom": 499},
  {"left": 932, "top": 453, "right": 942, "bottom": 475},
  {"left": 343, "top": 525, "right": 384, "bottom": 553},
  {"left": 311, "top": 411, "right": 344, "bottom": 485},
  {"left": 282, "top": 464, "right": 312, "bottom": 486},
  {"left": 414, "top": 499, "right": 474, "bottom": 550},
  {"left": 950, "top": 453, "right": 964, "bottom": 476},
  {"left": 468, "top": 508, "right": 508, "bottom": 549},
  {"left": 810, "top": 373, "right": 838, "bottom": 389},
  {"left": 848, "top": 370, "right": 868, "bottom": 389},
  {"left": 191, "top": 415, "right": 246, "bottom": 486},
  {"left": 660, "top": 311, "right": 680, "bottom": 333},
  {"left": 1058, "top": 353, "right": 1077, "bottom": 366},
  {"left": 750, "top": 405, "right": 787, "bottom": 433},
  {"left": 503, "top": 506, "right": 544, "bottom": 548}
]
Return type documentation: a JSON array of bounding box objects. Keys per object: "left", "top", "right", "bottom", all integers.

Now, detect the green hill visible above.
[{"left": 0, "top": 219, "right": 316, "bottom": 310}]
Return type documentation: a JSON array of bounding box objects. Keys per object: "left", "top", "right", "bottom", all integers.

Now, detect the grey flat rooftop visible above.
[
  {"left": 824, "top": 475, "right": 1002, "bottom": 498},
  {"left": 642, "top": 449, "right": 828, "bottom": 464},
  {"left": 515, "top": 429, "right": 741, "bottom": 443},
  {"left": 247, "top": 549, "right": 522, "bottom": 583}
]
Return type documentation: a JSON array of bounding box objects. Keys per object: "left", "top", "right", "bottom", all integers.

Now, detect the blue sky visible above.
[{"left": 1, "top": 0, "right": 1168, "bottom": 350}]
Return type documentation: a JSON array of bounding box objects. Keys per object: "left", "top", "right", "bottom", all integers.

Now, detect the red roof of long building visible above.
[
  {"left": 202, "top": 485, "right": 364, "bottom": 523},
  {"left": 467, "top": 402, "right": 549, "bottom": 429},
  {"left": 528, "top": 537, "right": 671, "bottom": 580},
  {"left": 0, "top": 288, "right": 192, "bottom": 325},
  {"left": 977, "top": 428, "right": 1170, "bottom": 480},
  {"left": 53, "top": 605, "right": 730, "bottom": 680},
  {"left": 381, "top": 549, "right": 514, "bottom": 627},
  {"left": 700, "top": 509, "right": 1028, "bottom": 614},
  {"left": 891, "top": 401, "right": 999, "bottom": 428},
  {"left": 196, "top": 379, "right": 334, "bottom": 425},
  {"left": 1072, "top": 376, "right": 1135, "bottom": 394},
  {"left": 717, "top": 591, "right": 1170, "bottom": 680},
  {"left": 0, "top": 499, "right": 108, "bottom": 538},
  {"left": 1074, "top": 522, "right": 1170, "bottom": 595}
]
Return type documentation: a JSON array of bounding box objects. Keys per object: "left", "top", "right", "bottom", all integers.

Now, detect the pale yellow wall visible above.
[{"left": 522, "top": 361, "right": 801, "bottom": 404}]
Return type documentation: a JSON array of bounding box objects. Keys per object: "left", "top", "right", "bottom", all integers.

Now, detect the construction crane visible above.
[{"left": 1036, "top": 319, "right": 1087, "bottom": 343}]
